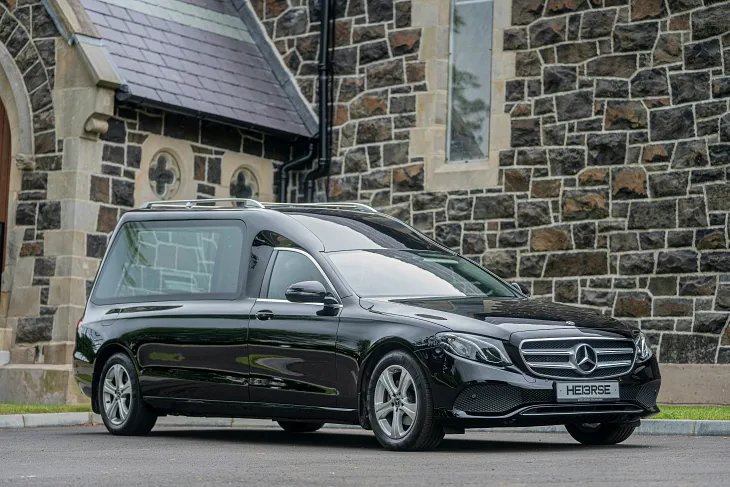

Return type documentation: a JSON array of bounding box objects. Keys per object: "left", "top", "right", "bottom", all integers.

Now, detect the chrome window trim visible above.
[
  {"left": 266, "top": 247, "right": 343, "bottom": 305},
  {"left": 518, "top": 336, "right": 636, "bottom": 381},
  {"left": 256, "top": 298, "right": 343, "bottom": 308}
]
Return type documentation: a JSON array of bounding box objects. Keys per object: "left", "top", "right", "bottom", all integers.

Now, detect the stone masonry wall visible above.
[
  {"left": 252, "top": 0, "right": 730, "bottom": 364},
  {"left": 2, "top": 1, "right": 66, "bottom": 350},
  {"left": 86, "top": 105, "right": 297, "bottom": 299}
]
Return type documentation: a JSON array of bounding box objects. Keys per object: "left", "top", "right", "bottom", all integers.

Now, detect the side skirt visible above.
[{"left": 144, "top": 396, "right": 360, "bottom": 424}]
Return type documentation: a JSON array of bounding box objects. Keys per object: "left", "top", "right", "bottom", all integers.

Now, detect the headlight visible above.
[
  {"left": 436, "top": 333, "right": 512, "bottom": 367},
  {"left": 635, "top": 332, "right": 653, "bottom": 362}
]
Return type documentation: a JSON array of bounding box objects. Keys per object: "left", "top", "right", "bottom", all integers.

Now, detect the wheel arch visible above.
[
  {"left": 91, "top": 342, "right": 137, "bottom": 414},
  {"left": 356, "top": 337, "right": 425, "bottom": 427}
]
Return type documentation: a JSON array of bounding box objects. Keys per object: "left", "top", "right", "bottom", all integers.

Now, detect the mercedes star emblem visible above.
[{"left": 571, "top": 344, "right": 598, "bottom": 375}]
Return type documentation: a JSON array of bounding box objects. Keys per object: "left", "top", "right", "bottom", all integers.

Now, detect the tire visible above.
[
  {"left": 98, "top": 352, "right": 157, "bottom": 436},
  {"left": 367, "top": 350, "right": 444, "bottom": 451},
  {"left": 565, "top": 422, "right": 636, "bottom": 445},
  {"left": 277, "top": 421, "right": 325, "bottom": 433}
]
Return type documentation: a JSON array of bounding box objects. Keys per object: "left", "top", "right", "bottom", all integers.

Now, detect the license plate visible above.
[{"left": 556, "top": 382, "right": 619, "bottom": 402}]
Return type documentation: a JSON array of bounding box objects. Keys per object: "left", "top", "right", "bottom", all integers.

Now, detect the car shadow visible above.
[{"left": 134, "top": 427, "right": 650, "bottom": 452}]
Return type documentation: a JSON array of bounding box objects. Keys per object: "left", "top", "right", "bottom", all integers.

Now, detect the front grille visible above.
[
  {"left": 453, "top": 384, "right": 554, "bottom": 414},
  {"left": 519, "top": 337, "right": 636, "bottom": 380}
]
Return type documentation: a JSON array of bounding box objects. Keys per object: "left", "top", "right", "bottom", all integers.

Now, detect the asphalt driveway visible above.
[{"left": 1, "top": 425, "right": 728, "bottom": 486}]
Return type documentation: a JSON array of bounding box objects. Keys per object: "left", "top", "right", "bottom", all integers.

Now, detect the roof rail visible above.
[
  {"left": 139, "top": 198, "right": 265, "bottom": 210},
  {"left": 262, "top": 202, "right": 379, "bottom": 213}
]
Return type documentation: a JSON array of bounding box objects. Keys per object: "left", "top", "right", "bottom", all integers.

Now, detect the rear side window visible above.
[{"left": 91, "top": 220, "right": 245, "bottom": 304}]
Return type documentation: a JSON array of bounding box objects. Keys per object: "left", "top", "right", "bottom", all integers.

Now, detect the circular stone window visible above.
[
  {"left": 148, "top": 151, "right": 182, "bottom": 200},
  {"left": 230, "top": 167, "right": 259, "bottom": 201}
]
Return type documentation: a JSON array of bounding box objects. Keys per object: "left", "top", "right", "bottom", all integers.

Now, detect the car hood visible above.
[{"left": 363, "top": 296, "right": 635, "bottom": 340}]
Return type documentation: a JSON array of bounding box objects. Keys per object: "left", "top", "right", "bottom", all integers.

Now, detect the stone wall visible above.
[
  {"left": 0, "top": 1, "right": 66, "bottom": 358},
  {"left": 86, "top": 104, "right": 299, "bottom": 301},
  {"left": 252, "top": 0, "right": 730, "bottom": 364},
  {"left": 6, "top": 94, "right": 296, "bottom": 367}
]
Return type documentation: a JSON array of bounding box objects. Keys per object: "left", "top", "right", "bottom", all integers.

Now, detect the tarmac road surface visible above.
[{"left": 1, "top": 425, "right": 728, "bottom": 486}]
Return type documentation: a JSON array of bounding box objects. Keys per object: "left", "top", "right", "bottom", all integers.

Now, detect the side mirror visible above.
[
  {"left": 285, "top": 281, "right": 328, "bottom": 304},
  {"left": 512, "top": 282, "right": 530, "bottom": 297}
]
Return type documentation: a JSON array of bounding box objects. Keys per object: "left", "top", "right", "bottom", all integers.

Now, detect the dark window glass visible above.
[
  {"left": 267, "top": 251, "right": 328, "bottom": 300},
  {"left": 448, "top": 0, "right": 493, "bottom": 162},
  {"left": 247, "top": 230, "right": 299, "bottom": 298},
  {"left": 328, "top": 250, "right": 516, "bottom": 298},
  {"left": 92, "top": 221, "right": 245, "bottom": 304}
]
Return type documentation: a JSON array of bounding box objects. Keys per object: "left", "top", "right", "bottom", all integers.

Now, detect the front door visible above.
[{"left": 248, "top": 248, "right": 340, "bottom": 408}]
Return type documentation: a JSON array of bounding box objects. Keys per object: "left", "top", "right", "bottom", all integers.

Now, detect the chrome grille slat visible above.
[
  {"left": 596, "top": 360, "right": 632, "bottom": 368},
  {"left": 526, "top": 362, "right": 574, "bottom": 369},
  {"left": 519, "top": 337, "right": 636, "bottom": 380},
  {"left": 522, "top": 350, "right": 571, "bottom": 356},
  {"left": 596, "top": 348, "right": 634, "bottom": 355}
]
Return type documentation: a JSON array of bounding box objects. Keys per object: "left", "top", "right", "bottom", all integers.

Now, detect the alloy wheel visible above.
[
  {"left": 373, "top": 365, "right": 417, "bottom": 439},
  {"left": 103, "top": 364, "right": 132, "bottom": 425}
]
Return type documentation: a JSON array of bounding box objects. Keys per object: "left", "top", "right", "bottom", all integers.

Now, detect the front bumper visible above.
[{"left": 422, "top": 350, "right": 661, "bottom": 429}]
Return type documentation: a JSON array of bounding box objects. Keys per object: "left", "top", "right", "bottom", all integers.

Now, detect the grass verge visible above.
[
  {"left": 0, "top": 403, "right": 91, "bottom": 415},
  {"left": 654, "top": 405, "right": 730, "bottom": 421}
]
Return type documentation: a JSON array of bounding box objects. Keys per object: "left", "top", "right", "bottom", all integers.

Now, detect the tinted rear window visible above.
[{"left": 91, "top": 220, "right": 245, "bottom": 304}]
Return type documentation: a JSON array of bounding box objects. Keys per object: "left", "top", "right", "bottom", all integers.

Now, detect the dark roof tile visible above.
[
  {"left": 105, "top": 4, "right": 132, "bottom": 21},
  {"left": 86, "top": 11, "right": 109, "bottom": 28},
  {"left": 83, "top": 0, "right": 315, "bottom": 137}
]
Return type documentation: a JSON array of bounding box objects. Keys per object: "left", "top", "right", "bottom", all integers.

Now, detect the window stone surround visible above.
[{"left": 415, "top": 0, "right": 513, "bottom": 191}]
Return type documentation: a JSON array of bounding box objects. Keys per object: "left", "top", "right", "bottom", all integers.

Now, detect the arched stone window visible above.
[
  {"left": 148, "top": 150, "right": 182, "bottom": 200},
  {"left": 229, "top": 166, "right": 259, "bottom": 201}
]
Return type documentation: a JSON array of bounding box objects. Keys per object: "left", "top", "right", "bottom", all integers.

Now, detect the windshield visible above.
[{"left": 328, "top": 250, "right": 518, "bottom": 299}]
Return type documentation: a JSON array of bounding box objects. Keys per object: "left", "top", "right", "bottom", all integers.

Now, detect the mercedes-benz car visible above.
[{"left": 74, "top": 199, "right": 661, "bottom": 451}]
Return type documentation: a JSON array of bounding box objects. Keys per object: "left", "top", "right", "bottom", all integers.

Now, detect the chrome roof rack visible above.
[
  {"left": 139, "top": 198, "right": 265, "bottom": 210},
  {"left": 139, "top": 199, "right": 380, "bottom": 214},
  {"left": 262, "top": 202, "right": 379, "bottom": 213}
]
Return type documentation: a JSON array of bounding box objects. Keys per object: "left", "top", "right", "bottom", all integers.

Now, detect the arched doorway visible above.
[{"left": 0, "top": 102, "right": 9, "bottom": 272}]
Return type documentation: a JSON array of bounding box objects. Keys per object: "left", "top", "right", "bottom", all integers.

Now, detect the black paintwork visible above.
[{"left": 74, "top": 207, "right": 661, "bottom": 429}]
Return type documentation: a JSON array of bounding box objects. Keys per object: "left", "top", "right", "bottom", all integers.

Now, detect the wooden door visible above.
[{"left": 0, "top": 102, "right": 11, "bottom": 271}]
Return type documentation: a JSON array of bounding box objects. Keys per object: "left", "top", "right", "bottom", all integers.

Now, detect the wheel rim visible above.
[
  {"left": 103, "top": 364, "right": 132, "bottom": 426},
  {"left": 373, "top": 365, "right": 417, "bottom": 439}
]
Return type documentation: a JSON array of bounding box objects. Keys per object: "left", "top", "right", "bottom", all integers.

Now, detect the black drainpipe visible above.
[
  {"left": 279, "top": 142, "right": 315, "bottom": 203},
  {"left": 304, "top": 0, "right": 334, "bottom": 202}
]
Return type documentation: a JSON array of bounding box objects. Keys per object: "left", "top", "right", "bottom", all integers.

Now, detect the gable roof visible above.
[{"left": 80, "top": 0, "right": 316, "bottom": 138}]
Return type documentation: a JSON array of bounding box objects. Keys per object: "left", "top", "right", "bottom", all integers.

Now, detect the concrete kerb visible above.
[{"left": 1, "top": 414, "right": 729, "bottom": 436}]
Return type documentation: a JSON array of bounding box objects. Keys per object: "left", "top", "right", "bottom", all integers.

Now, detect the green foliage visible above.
[
  {"left": 0, "top": 403, "right": 91, "bottom": 415},
  {"left": 654, "top": 405, "right": 730, "bottom": 421}
]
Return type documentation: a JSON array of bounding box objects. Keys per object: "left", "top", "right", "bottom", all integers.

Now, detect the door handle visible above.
[{"left": 255, "top": 310, "right": 274, "bottom": 321}]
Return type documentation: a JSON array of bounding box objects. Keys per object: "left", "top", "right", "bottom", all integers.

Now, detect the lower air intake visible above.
[{"left": 453, "top": 385, "right": 553, "bottom": 414}]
